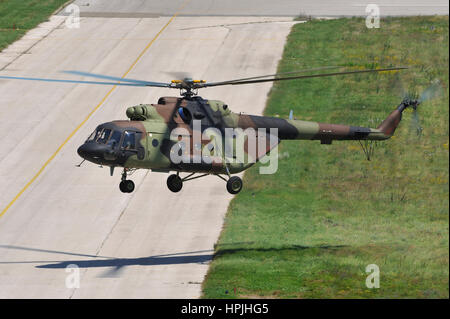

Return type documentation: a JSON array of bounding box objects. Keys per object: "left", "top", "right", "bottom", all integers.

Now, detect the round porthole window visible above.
[{"left": 152, "top": 139, "right": 159, "bottom": 147}]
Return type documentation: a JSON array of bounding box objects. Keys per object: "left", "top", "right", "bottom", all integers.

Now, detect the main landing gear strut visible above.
[
  {"left": 166, "top": 171, "right": 243, "bottom": 195},
  {"left": 118, "top": 168, "right": 243, "bottom": 195}
]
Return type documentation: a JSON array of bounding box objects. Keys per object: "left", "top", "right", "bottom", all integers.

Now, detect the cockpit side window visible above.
[
  {"left": 97, "top": 129, "right": 112, "bottom": 144},
  {"left": 108, "top": 130, "right": 122, "bottom": 146},
  {"left": 122, "top": 131, "right": 136, "bottom": 150}
]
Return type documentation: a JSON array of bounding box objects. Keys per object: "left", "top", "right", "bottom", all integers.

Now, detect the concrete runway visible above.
[
  {"left": 64, "top": 0, "right": 448, "bottom": 17},
  {"left": 0, "top": 0, "right": 448, "bottom": 299},
  {"left": 0, "top": 2, "right": 296, "bottom": 297}
]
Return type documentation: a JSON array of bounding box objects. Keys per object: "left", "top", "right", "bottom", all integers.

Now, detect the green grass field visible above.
[
  {"left": 202, "top": 16, "right": 449, "bottom": 299},
  {"left": 0, "top": 0, "right": 68, "bottom": 52}
]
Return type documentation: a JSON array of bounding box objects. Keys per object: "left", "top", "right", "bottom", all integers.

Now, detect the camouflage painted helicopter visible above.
[{"left": 2, "top": 66, "right": 427, "bottom": 194}]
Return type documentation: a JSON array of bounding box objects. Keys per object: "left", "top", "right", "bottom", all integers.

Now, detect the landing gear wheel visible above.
[
  {"left": 119, "top": 180, "right": 135, "bottom": 193},
  {"left": 226, "top": 176, "right": 243, "bottom": 194},
  {"left": 167, "top": 174, "right": 183, "bottom": 193}
]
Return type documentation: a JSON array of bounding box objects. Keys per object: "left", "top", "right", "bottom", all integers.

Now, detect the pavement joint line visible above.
[
  {"left": 0, "top": 17, "right": 67, "bottom": 72},
  {"left": 68, "top": 169, "right": 152, "bottom": 299},
  {"left": 0, "top": 0, "right": 192, "bottom": 220}
]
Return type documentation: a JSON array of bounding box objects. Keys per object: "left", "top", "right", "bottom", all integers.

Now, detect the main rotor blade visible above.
[
  {"left": 198, "top": 67, "right": 408, "bottom": 88},
  {"left": 62, "top": 70, "right": 166, "bottom": 86},
  {"left": 0, "top": 75, "right": 171, "bottom": 88},
  {"left": 61, "top": 70, "right": 155, "bottom": 84},
  {"left": 165, "top": 67, "right": 341, "bottom": 84},
  {"left": 207, "top": 66, "right": 342, "bottom": 86}
]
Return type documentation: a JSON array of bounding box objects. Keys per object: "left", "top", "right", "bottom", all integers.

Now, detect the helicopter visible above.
[{"left": 2, "top": 66, "right": 434, "bottom": 195}]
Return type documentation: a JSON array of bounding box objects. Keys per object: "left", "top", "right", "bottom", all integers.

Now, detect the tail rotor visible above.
[{"left": 397, "top": 79, "right": 443, "bottom": 136}]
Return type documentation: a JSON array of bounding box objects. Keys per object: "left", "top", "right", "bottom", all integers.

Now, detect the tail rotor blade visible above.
[
  {"left": 419, "top": 80, "right": 443, "bottom": 103},
  {"left": 411, "top": 108, "right": 423, "bottom": 136},
  {"left": 393, "top": 72, "right": 408, "bottom": 99},
  {"left": 404, "top": 80, "right": 443, "bottom": 138}
]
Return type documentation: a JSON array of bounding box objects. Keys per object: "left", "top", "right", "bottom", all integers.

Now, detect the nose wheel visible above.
[
  {"left": 119, "top": 180, "right": 135, "bottom": 193},
  {"left": 119, "top": 169, "right": 135, "bottom": 193}
]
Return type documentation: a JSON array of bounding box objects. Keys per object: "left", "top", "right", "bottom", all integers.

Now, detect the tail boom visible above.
[{"left": 237, "top": 103, "right": 407, "bottom": 143}]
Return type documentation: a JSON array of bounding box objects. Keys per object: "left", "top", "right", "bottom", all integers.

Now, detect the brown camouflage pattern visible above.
[{"left": 77, "top": 96, "right": 403, "bottom": 175}]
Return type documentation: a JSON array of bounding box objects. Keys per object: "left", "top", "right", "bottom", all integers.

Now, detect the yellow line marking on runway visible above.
[{"left": 0, "top": 1, "right": 191, "bottom": 219}]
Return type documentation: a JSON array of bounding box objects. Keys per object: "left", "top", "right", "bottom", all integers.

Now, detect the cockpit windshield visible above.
[
  {"left": 86, "top": 128, "right": 122, "bottom": 145},
  {"left": 87, "top": 128, "right": 102, "bottom": 142},
  {"left": 97, "top": 129, "right": 111, "bottom": 144}
]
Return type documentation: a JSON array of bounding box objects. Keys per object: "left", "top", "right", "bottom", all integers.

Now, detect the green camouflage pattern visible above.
[{"left": 77, "top": 95, "right": 405, "bottom": 175}]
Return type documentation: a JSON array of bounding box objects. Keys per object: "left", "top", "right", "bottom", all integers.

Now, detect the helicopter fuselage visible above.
[{"left": 77, "top": 95, "right": 399, "bottom": 176}]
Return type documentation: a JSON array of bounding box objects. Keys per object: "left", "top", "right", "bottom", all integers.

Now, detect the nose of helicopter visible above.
[{"left": 77, "top": 142, "right": 108, "bottom": 163}]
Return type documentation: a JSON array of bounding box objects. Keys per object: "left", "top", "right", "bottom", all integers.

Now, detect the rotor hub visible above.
[{"left": 171, "top": 78, "right": 206, "bottom": 97}]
